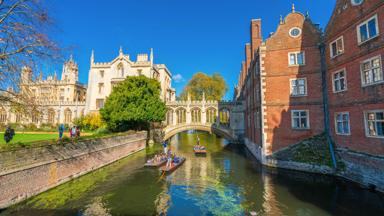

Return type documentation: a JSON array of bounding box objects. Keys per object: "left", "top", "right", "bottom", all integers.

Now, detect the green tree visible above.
[
  {"left": 180, "top": 72, "right": 228, "bottom": 100},
  {"left": 100, "top": 76, "right": 166, "bottom": 132}
]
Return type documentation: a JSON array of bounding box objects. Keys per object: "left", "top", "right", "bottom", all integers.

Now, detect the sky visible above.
[{"left": 47, "top": 0, "right": 335, "bottom": 100}]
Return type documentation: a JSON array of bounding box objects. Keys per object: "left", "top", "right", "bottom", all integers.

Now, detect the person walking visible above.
[
  {"left": 4, "top": 126, "right": 15, "bottom": 144},
  {"left": 58, "top": 124, "right": 64, "bottom": 140}
]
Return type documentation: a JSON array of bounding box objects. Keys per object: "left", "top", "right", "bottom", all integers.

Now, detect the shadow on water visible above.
[{"left": 1, "top": 130, "right": 384, "bottom": 216}]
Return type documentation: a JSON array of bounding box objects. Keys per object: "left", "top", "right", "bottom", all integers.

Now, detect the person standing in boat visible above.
[
  {"left": 162, "top": 141, "right": 168, "bottom": 154},
  {"left": 197, "top": 136, "right": 200, "bottom": 146},
  {"left": 166, "top": 149, "right": 172, "bottom": 169}
]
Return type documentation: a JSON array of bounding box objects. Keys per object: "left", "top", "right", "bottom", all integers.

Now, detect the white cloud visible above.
[{"left": 172, "top": 73, "right": 184, "bottom": 83}]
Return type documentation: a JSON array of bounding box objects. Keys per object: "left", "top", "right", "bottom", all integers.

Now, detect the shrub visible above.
[
  {"left": 73, "top": 113, "right": 105, "bottom": 131},
  {"left": 94, "top": 127, "right": 110, "bottom": 135},
  {"left": 25, "top": 123, "right": 38, "bottom": 131}
]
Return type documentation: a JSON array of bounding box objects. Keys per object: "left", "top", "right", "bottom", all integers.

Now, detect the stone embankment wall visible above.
[
  {"left": 0, "top": 131, "right": 147, "bottom": 209},
  {"left": 244, "top": 137, "right": 384, "bottom": 193},
  {"left": 337, "top": 148, "right": 384, "bottom": 193}
]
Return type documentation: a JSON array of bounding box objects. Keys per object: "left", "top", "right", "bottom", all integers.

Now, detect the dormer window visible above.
[{"left": 351, "top": 0, "right": 363, "bottom": 6}]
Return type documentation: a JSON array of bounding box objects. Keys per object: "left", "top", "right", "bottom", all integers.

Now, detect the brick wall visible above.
[
  {"left": 325, "top": 0, "right": 384, "bottom": 156},
  {"left": 0, "top": 131, "right": 147, "bottom": 209}
]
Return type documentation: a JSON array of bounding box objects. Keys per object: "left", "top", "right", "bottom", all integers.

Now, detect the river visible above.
[{"left": 1, "top": 131, "right": 383, "bottom": 216}]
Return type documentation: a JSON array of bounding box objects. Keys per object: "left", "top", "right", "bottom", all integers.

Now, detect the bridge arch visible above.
[{"left": 163, "top": 124, "right": 234, "bottom": 141}]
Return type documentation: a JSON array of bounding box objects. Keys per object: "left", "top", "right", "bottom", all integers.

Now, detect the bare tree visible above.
[{"left": 0, "top": 0, "right": 59, "bottom": 111}]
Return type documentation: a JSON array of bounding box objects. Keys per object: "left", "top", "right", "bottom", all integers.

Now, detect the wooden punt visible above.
[
  {"left": 145, "top": 159, "right": 167, "bottom": 167},
  {"left": 159, "top": 157, "right": 186, "bottom": 172},
  {"left": 194, "top": 147, "right": 207, "bottom": 154}
]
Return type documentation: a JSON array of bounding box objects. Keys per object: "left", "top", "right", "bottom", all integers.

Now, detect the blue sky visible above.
[{"left": 47, "top": 0, "right": 335, "bottom": 99}]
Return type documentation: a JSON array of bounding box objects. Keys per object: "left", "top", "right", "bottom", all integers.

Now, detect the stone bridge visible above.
[{"left": 163, "top": 97, "right": 245, "bottom": 142}]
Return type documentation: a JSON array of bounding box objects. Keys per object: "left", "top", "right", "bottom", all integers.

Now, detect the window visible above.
[
  {"left": 361, "top": 56, "right": 383, "bottom": 86},
  {"left": 291, "top": 110, "right": 309, "bottom": 129},
  {"left": 333, "top": 69, "right": 347, "bottom": 92},
  {"left": 330, "top": 36, "right": 344, "bottom": 58},
  {"left": 137, "top": 69, "right": 142, "bottom": 76},
  {"left": 289, "top": 27, "right": 302, "bottom": 38},
  {"left": 351, "top": 0, "right": 364, "bottom": 6},
  {"left": 289, "top": 52, "right": 305, "bottom": 66},
  {"left": 357, "top": 15, "right": 379, "bottom": 44},
  {"left": 98, "top": 83, "right": 104, "bottom": 94},
  {"left": 365, "top": 110, "right": 384, "bottom": 138},
  {"left": 290, "top": 78, "right": 307, "bottom": 96},
  {"left": 96, "top": 99, "right": 104, "bottom": 109},
  {"left": 335, "top": 112, "right": 350, "bottom": 135},
  {"left": 100, "top": 70, "right": 104, "bottom": 78}
]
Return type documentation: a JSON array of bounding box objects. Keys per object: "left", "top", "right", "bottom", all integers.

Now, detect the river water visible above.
[{"left": 1, "top": 131, "right": 383, "bottom": 216}]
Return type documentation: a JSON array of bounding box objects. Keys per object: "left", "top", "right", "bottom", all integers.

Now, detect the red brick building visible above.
[
  {"left": 237, "top": 7, "right": 325, "bottom": 159},
  {"left": 236, "top": 1, "right": 384, "bottom": 190},
  {"left": 325, "top": 0, "right": 384, "bottom": 156}
]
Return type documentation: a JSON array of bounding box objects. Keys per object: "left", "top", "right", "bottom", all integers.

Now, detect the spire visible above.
[
  {"left": 150, "top": 48, "right": 154, "bottom": 66},
  {"left": 69, "top": 54, "right": 73, "bottom": 62},
  {"left": 202, "top": 91, "right": 206, "bottom": 101},
  {"left": 306, "top": 11, "right": 309, "bottom": 18},
  {"left": 280, "top": 15, "right": 283, "bottom": 24},
  {"left": 90, "top": 49, "right": 94, "bottom": 65},
  {"left": 54, "top": 70, "right": 57, "bottom": 80},
  {"left": 187, "top": 92, "right": 191, "bottom": 101},
  {"left": 39, "top": 70, "right": 43, "bottom": 81},
  {"left": 292, "top": 3, "right": 295, "bottom": 13},
  {"left": 119, "top": 46, "right": 123, "bottom": 56}
]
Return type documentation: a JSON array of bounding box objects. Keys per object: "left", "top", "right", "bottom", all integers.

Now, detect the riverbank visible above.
[
  {"left": 0, "top": 131, "right": 147, "bottom": 209},
  {"left": 243, "top": 136, "right": 384, "bottom": 194}
]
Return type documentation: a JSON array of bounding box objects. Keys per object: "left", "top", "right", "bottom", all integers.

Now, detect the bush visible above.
[
  {"left": 73, "top": 113, "right": 105, "bottom": 131},
  {"left": 25, "top": 123, "right": 38, "bottom": 131},
  {"left": 94, "top": 127, "right": 110, "bottom": 135}
]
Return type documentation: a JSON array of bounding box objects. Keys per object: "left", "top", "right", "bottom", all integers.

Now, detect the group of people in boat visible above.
[
  {"left": 146, "top": 153, "right": 167, "bottom": 164},
  {"left": 194, "top": 136, "right": 206, "bottom": 150}
]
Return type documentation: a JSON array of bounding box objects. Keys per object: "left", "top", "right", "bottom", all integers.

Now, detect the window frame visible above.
[
  {"left": 357, "top": 14, "right": 379, "bottom": 45},
  {"left": 364, "top": 110, "right": 384, "bottom": 139},
  {"left": 332, "top": 68, "right": 348, "bottom": 93},
  {"left": 290, "top": 78, "right": 307, "bottom": 97},
  {"left": 360, "top": 55, "right": 383, "bottom": 87},
  {"left": 334, "top": 112, "right": 351, "bottom": 136},
  {"left": 288, "top": 51, "right": 306, "bottom": 66},
  {"left": 329, "top": 36, "right": 344, "bottom": 58},
  {"left": 96, "top": 98, "right": 105, "bottom": 110},
  {"left": 291, "top": 110, "right": 310, "bottom": 130}
]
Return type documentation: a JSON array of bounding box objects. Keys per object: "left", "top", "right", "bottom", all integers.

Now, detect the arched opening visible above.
[
  {"left": 64, "top": 108, "right": 72, "bottom": 124},
  {"left": 48, "top": 109, "right": 55, "bottom": 124},
  {"left": 0, "top": 108, "right": 7, "bottom": 123},
  {"left": 191, "top": 107, "right": 201, "bottom": 123},
  {"left": 206, "top": 107, "right": 217, "bottom": 124},
  {"left": 166, "top": 109, "right": 174, "bottom": 125},
  {"left": 117, "top": 63, "right": 124, "bottom": 77},
  {"left": 176, "top": 108, "right": 186, "bottom": 124},
  {"left": 219, "top": 108, "right": 230, "bottom": 127}
]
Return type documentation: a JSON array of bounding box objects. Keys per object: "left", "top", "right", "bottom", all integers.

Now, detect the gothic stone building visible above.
[
  {"left": 0, "top": 48, "right": 176, "bottom": 126},
  {"left": 0, "top": 57, "right": 87, "bottom": 126},
  {"left": 85, "top": 48, "right": 176, "bottom": 114}
]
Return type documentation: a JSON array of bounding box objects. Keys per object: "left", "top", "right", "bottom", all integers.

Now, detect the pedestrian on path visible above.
[
  {"left": 58, "top": 124, "right": 64, "bottom": 140},
  {"left": 4, "top": 126, "right": 15, "bottom": 144}
]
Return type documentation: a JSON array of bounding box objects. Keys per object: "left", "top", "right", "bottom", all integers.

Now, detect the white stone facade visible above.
[
  {"left": 0, "top": 48, "right": 176, "bottom": 126},
  {"left": 85, "top": 48, "right": 176, "bottom": 113}
]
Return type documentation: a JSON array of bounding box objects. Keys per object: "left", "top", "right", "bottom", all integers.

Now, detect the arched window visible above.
[
  {"left": 219, "top": 108, "right": 230, "bottom": 127},
  {"left": 64, "top": 108, "right": 72, "bottom": 124},
  {"left": 206, "top": 108, "right": 217, "bottom": 124},
  {"left": 166, "top": 109, "right": 173, "bottom": 125},
  {"left": 48, "top": 109, "right": 55, "bottom": 124},
  {"left": 176, "top": 108, "right": 186, "bottom": 124},
  {"left": 117, "top": 63, "right": 124, "bottom": 77},
  {"left": 0, "top": 108, "right": 7, "bottom": 123},
  {"left": 191, "top": 108, "right": 201, "bottom": 123}
]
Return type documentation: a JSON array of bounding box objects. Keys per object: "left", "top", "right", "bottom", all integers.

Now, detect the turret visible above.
[
  {"left": 61, "top": 55, "right": 79, "bottom": 83},
  {"left": 21, "top": 66, "right": 32, "bottom": 84}
]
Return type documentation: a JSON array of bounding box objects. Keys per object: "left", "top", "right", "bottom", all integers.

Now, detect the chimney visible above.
[
  {"left": 245, "top": 43, "right": 251, "bottom": 74},
  {"left": 250, "top": 19, "right": 262, "bottom": 60}
]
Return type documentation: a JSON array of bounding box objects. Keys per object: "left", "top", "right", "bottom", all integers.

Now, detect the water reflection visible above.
[{"left": 1, "top": 131, "right": 384, "bottom": 216}]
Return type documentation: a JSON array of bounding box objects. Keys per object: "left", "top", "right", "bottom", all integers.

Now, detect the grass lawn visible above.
[{"left": 0, "top": 132, "right": 60, "bottom": 146}]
